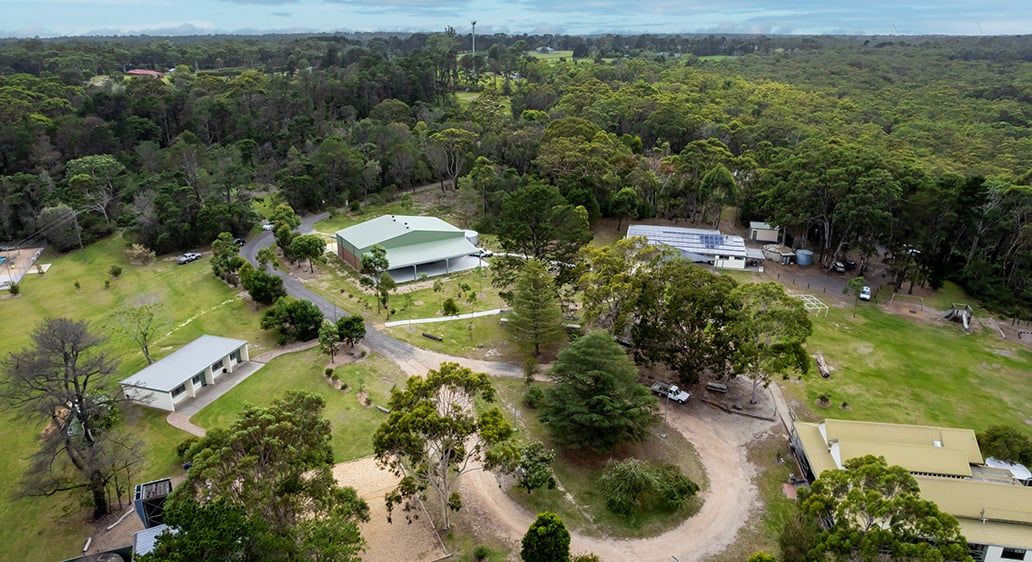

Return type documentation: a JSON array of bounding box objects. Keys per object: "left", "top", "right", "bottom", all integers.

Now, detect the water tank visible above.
[
  {"left": 464, "top": 230, "right": 479, "bottom": 246},
  {"left": 796, "top": 249, "right": 814, "bottom": 266}
]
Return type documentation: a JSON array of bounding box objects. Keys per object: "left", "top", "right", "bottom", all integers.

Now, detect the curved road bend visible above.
[{"left": 240, "top": 212, "right": 522, "bottom": 379}]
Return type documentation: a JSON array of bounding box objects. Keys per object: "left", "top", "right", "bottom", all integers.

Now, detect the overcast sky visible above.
[{"left": 3, "top": 0, "right": 1029, "bottom": 38}]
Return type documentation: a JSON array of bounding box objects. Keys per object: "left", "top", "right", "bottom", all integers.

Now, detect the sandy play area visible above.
[{"left": 333, "top": 456, "right": 449, "bottom": 562}]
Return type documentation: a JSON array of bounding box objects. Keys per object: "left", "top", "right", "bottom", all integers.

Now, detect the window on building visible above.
[
  {"left": 171, "top": 384, "right": 186, "bottom": 398},
  {"left": 192, "top": 373, "right": 205, "bottom": 387},
  {"left": 230, "top": 349, "right": 241, "bottom": 362},
  {"left": 211, "top": 358, "right": 224, "bottom": 370},
  {"left": 1001, "top": 548, "right": 1027, "bottom": 561}
]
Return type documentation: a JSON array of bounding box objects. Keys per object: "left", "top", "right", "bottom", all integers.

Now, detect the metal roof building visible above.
[
  {"left": 120, "top": 335, "right": 249, "bottom": 412},
  {"left": 791, "top": 418, "right": 1032, "bottom": 561},
  {"left": 335, "top": 215, "right": 480, "bottom": 280},
  {"left": 626, "top": 224, "right": 748, "bottom": 269}
]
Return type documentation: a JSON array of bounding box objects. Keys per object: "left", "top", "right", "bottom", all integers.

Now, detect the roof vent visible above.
[{"left": 933, "top": 440, "right": 943, "bottom": 447}]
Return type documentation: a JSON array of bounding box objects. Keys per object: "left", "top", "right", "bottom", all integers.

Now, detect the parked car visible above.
[
  {"left": 832, "top": 261, "right": 846, "bottom": 273},
  {"left": 650, "top": 382, "right": 691, "bottom": 404},
  {"left": 261, "top": 223, "right": 274, "bottom": 231},
  {"left": 177, "top": 252, "right": 201, "bottom": 264},
  {"left": 859, "top": 286, "right": 872, "bottom": 301},
  {"left": 844, "top": 259, "right": 858, "bottom": 271},
  {"left": 233, "top": 238, "right": 246, "bottom": 246}
]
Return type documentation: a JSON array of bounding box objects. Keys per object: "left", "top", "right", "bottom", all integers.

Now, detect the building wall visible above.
[
  {"left": 982, "top": 545, "right": 1031, "bottom": 562},
  {"left": 122, "top": 387, "right": 175, "bottom": 412},
  {"left": 714, "top": 256, "right": 747, "bottom": 270},
  {"left": 751, "top": 228, "right": 780, "bottom": 243},
  {"left": 336, "top": 234, "right": 361, "bottom": 269}
]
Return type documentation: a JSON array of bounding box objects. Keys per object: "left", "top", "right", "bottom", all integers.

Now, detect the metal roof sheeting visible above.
[
  {"left": 385, "top": 237, "right": 479, "bottom": 270},
  {"left": 120, "top": 335, "right": 247, "bottom": 392},
  {"left": 627, "top": 224, "right": 747, "bottom": 258},
  {"left": 337, "top": 215, "right": 463, "bottom": 251}
]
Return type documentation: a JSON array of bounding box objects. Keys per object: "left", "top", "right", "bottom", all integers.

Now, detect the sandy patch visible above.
[{"left": 333, "top": 457, "right": 449, "bottom": 562}]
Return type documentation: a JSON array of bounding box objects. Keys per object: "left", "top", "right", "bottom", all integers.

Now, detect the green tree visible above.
[
  {"left": 495, "top": 182, "right": 592, "bottom": 286},
  {"left": 64, "top": 154, "right": 125, "bottom": 224},
  {"left": 137, "top": 497, "right": 266, "bottom": 562},
  {"left": 175, "top": 391, "right": 368, "bottom": 561},
  {"left": 111, "top": 300, "right": 169, "bottom": 365},
  {"left": 748, "top": 553, "right": 777, "bottom": 562},
  {"left": 442, "top": 297, "right": 460, "bottom": 316},
  {"left": 0, "top": 318, "right": 140, "bottom": 519},
  {"left": 210, "top": 231, "right": 240, "bottom": 281},
  {"left": 729, "top": 281, "right": 812, "bottom": 403},
  {"left": 35, "top": 204, "right": 81, "bottom": 252},
  {"left": 843, "top": 276, "right": 866, "bottom": 318},
  {"left": 336, "top": 316, "right": 366, "bottom": 347},
  {"left": 260, "top": 296, "right": 324, "bottom": 343},
  {"left": 242, "top": 268, "right": 286, "bottom": 304},
  {"left": 377, "top": 271, "right": 396, "bottom": 319},
  {"left": 698, "top": 163, "right": 738, "bottom": 228},
  {"left": 521, "top": 512, "right": 570, "bottom": 562},
  {"left": 319, "top": 320, "right": 341, "bottom": 362},
  {"left": 977, "top": 425, "right": 1032, "bottom": 466},
  {"left": 540, "top": 331, "right": 660, "bottom": 452},
  {"left": 509, "top": 259, "right": 565, "bottom": 356},
  {"left": 800, "top": 455, "right": 970, "bottom": 562},
  {"left": 289, "top": 233, "right": 326, "bottom": 272},
  {"left": 256, "top": 246, "right": 278, "bottom": 270},
  {"left": 372, "top": 362, "right": 514, "bottom": 531},
  {"left": 609, "top": 187, "right": 639, "bottom": 231},
  {"left": 515, "top": 441, "right": 556, "bottom": 494}
]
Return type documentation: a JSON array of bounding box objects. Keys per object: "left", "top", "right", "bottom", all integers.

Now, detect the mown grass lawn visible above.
[
  {"left": 786, "top": 301, "right": 1032, "bottom": 431},
  {"left": 191, "top": 348, "right": 408, "bottom": 461},
  {"left": 386, "top": 315, "right": 526, "bottom": 364},
  {"left": 0, "top": 233, "right": 273, "bottom": 561}
]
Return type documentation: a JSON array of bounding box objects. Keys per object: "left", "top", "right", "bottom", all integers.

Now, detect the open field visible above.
[
  {"left": 0, "top": 234, "right": 274, "bottom": 561},
  {"left": 784, "top": 299, "right": 1032, "bottom": 431}
]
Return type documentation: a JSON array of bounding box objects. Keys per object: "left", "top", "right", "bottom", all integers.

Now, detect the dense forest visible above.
[{"left": 1, "top": 32, "right": 1030, "bottom": 315}]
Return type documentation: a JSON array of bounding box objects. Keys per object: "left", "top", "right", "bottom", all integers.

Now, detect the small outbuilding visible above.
[
  {"left": 749, "top": 221, "right": 781, "bottom": 243},
  {"left": 335, "top": 215, "right": 481, "bottom": 281},
  {"left": 120, "top": 335, "right": 249, "bottom": 412}
]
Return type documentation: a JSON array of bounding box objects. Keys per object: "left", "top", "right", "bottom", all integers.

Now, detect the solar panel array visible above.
[{"left": 627, "top": 225, "right": 748, "bottom": 258}]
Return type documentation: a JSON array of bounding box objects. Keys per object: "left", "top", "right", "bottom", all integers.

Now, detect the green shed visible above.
[{"left": 335, "top": 215, "right": 479, "bottom": 279}]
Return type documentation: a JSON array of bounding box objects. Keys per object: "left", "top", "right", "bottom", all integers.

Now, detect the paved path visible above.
[{"left": 383, "top": 308, "right": 504, "bottom": 328}]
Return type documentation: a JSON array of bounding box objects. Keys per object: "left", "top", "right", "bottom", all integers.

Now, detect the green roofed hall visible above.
[{"left": 335, "top": 214, "right": 484, "bottom": 281}]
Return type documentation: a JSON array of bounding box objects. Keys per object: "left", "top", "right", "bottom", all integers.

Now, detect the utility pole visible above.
[{"left": 471, "top": 20, "right": 477, "bottom": 84}]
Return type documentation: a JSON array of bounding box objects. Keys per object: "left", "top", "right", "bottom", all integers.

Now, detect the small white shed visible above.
[
  {"left": 120, "top": 335, "right": 249, "bottom": 412},
  {"left": 749, "top": 222, "right": 780, "bottom": 243}
]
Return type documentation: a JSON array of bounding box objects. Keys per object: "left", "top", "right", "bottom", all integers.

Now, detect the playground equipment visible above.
[{"left": 943, "top": 303, "right": 973, "bottom": 333}]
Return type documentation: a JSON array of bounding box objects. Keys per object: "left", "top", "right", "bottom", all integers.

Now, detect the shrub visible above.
[
  {"left": 74, "top": 280, "right": 80, "bottom": 291},
  {"left": 8, "top": 282, "right": 20, "bottom": 295},
  {"left": 443, "top": 297, "right": 460, "bottom": 316},
  {"left": 349, "top": 200, "right": 361, "bottom": 213},
  {"left": 123, "top": 243, "right": 156, "bottom": 265},
  {"left": 472, "top": 545, "right": 489, "bottom": 560},
  {"left": 523, "top": 385, "right": 545, "bottom": 408},
  {"left": 597, "top": 458, "right": 698, "bottom": 515},
  {"left": 108, "top": 264, "right": 122, "bottom": 278},
  {"left": 325, "top": 367, "right": 334, "bottom": 377},
  {"left": 176, "top": 436, "right": 200, "bottom": 461},
  {"left": 331, "top": 373, "right": 339, "bottom": 382},
  {"left": 104, "top": 279, "right": 111, "bottom": 289}
]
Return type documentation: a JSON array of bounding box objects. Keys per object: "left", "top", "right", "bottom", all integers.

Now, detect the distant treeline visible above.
[{"left": 0, "top": 33, "right": 1029, "bottom": 315}]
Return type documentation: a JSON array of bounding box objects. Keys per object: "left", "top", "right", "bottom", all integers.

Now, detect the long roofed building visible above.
[{"left": 792, "top": 418, "right": 1032, "bottom": 562}]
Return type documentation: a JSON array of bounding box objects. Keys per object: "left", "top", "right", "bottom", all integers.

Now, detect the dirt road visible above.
[{"left": 394, "top": 345, "right": 777, "bottom": 562}]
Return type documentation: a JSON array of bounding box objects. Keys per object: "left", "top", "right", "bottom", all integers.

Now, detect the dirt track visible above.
[{"left": 395, "top": 346, "right": 781, "bottom": 562}]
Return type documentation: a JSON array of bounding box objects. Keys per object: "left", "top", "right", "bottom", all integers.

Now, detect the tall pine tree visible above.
[{"left": 509, "top": 259, "right": 565, "bottom": 356}]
